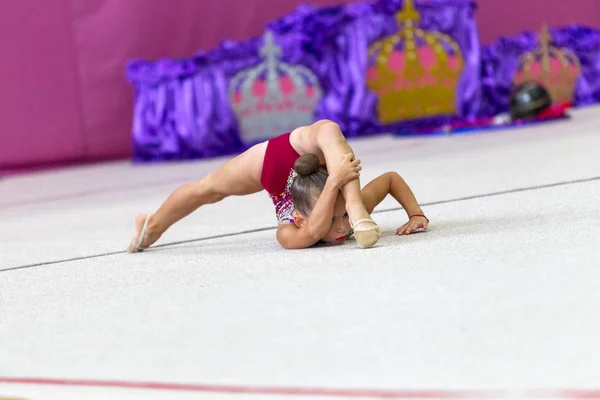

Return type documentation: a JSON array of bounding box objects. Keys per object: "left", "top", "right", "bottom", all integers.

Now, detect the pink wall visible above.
[
  {"left": 0, "top": 0, "right": 85, "bottom": 170},
  {"left": 476, "top": 0, "right": 600, "bottom": 44},
  {"left": 1, "top": 0, "right": 599, "bottom": 172}
]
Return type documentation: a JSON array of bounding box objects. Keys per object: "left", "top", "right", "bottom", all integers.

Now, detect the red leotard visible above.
[{"left": 260, "top": 132, "right": 300, "bottom": 223}]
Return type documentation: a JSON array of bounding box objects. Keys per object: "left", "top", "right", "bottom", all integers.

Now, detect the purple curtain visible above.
[
  {"left": 310, "top": 0, "right": 480, "bottom": 135},
  {"left": 126, "top": 0, "right": 479, "bottom": 161},
  {"left": 480, "top": 24, "right": 600, "bottom": 117},
  {"left": 128, "top": 58, "right": 241, "bottom": 161},
  {"left": 126, "top": 8, "right": 334, "bottom": 160}
]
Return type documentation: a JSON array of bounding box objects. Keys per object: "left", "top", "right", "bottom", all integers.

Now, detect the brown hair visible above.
[{"left": 290, "top": 153, "right": 329, "bottom": 216}]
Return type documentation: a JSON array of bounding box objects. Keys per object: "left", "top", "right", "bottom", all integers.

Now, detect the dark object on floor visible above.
[{"left": 509, "top": 81, "right": 552, "bottom": 120}]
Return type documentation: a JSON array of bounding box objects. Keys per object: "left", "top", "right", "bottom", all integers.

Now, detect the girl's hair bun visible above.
[{"left": 294, "top": 153, "right": 321, "bottom": 176}]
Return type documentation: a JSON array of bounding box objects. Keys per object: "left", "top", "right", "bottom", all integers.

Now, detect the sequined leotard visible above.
[{"left": 260, "top": 132, "right": 300, "bottom": 224}]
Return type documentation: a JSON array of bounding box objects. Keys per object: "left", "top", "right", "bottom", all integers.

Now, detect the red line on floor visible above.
[
  {"left": 0, "top": 377, "right": 494, "bottom": 398},
  {"left": 1, "top": 377, "right": 600, "bottom": 399}
]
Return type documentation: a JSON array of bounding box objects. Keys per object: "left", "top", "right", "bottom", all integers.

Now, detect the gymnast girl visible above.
[{"left": 127, "top": 120, "right": 428, "bottom": 251}]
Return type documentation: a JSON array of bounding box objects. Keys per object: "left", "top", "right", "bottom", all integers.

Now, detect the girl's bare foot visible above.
[{"left": 126, "top": 214, "right": 162, "bottom": 253}]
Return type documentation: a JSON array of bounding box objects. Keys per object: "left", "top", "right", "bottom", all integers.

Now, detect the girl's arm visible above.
[{"left": 361, "top": 172, "right": 428, "bottom": 235}]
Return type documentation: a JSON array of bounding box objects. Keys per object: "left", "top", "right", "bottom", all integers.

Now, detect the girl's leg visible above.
[
  {"left": 289, "top": 120, "right": 380, "bottom": 248},
  {"left": 128, "top": 142, "right": 267, "bottom": 252}
]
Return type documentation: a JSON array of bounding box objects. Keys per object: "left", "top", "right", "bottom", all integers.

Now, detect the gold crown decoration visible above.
[
  {"left": 366, "top": 0, "right": 465, "bottom": 124},
  {"left": 228, "top": 31, "right": 322, "bottom": 143},
  {"left": 514, "top": 24, "right": 581, "bottom": 104}
]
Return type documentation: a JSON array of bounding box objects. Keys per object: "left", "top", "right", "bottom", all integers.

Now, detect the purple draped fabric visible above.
[
  {"left": 480, "top": 24, "right": 600, "bottom": 117},
  {"left": 127, "top": 9, "right": 335, "bottom": 160},
  {"left": 127, "top": 2, "right": 358, "bottom": 160},
  {"left": 310, "top": 0, "right": 480, "bottom": 135},
  {"left": 128, "top": 56, "right": 243, "bottom": 161},
  {"left": 126, "top": 0, "right": 478, "bottom": 161}
]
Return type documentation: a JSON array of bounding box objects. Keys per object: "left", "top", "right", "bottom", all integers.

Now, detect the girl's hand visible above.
[
  {"left": 329, "top": 153, "right": 361, "bottom": 188},
  {"left": 396, "top": 215, "right": 429, "bottom": 235}
]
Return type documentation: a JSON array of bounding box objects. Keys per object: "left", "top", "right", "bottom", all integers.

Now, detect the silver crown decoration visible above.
[{"left": 228, "top": 30, "right": 322, "bottom": 143}]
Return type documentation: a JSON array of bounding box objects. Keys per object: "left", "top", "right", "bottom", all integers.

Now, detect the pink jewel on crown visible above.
[{"left": 228, "top": 31, "right": 323, "bottom": 143}]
